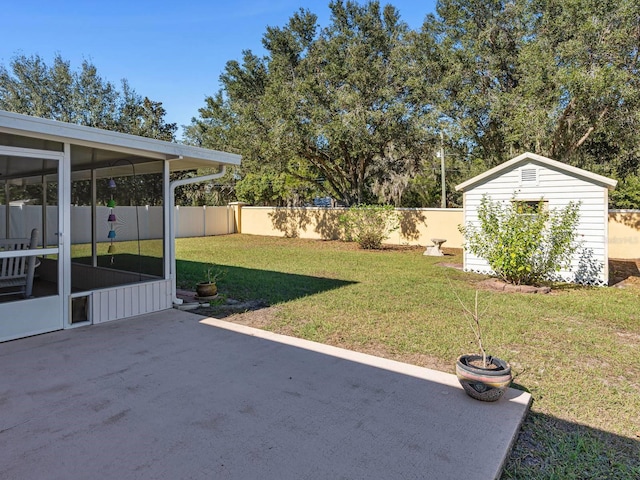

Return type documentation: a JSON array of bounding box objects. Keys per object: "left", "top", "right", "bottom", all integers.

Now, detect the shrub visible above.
[
  {"left": 459, "top": 195, "right": 581, "bottom": 285},
  {"left": 339, "top": 204, "right": 401, "bottom": 249}
]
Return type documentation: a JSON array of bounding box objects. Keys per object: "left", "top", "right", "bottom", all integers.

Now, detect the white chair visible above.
[{"left": 0, "top": 228, "right": 39, "bottom": 298}]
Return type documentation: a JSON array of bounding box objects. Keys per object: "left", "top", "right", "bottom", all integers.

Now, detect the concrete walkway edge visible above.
[{"left": 200, "top": 316, "right": 533, "bottom": 479}]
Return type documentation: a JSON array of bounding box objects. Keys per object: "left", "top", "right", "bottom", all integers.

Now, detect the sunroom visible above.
[{"left": 0, "top": 110, "right": 240, "bottom": 342}]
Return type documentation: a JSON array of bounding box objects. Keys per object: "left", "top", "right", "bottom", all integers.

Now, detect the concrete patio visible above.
[{"left": 0, "top": 309, "right": 530, "bottom": 479}]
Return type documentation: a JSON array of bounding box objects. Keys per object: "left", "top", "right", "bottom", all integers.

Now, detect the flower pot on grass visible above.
[
  {"left": 196, "top": 282, "right": 218, "bottom": 298},
  {"left": 456, "top": 354, "right": 512, "bottom": 402},
  {"left": 195, "top": 264, "right": 225, "bottom": 299},
  {"left": 452, "top": 289, "right": 514, "bottom": 402}
]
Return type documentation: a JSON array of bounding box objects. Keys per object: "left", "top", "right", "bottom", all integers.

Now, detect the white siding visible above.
[
  {"left": 91, "top": 279, "right": 172, "bottom": 324},
  {"left": 462, "top": 161, "right": 609, "bottom": 285},
  {"left": 0, "top": 296, "right": 62, "bottom": 342}
]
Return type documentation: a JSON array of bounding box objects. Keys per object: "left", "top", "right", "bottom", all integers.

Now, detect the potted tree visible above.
[
  {"left": 196, "top": 264, "right": 225, "bottom": 299},
  {"left": 454, "top": 290, "right": 513, "bottom": 402}
]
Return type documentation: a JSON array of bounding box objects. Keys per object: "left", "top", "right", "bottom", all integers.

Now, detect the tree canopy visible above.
[
  {"left": 2, "top": 2, "right": 638, "bottom": 208},
  {"left": 187, "top": 0, "right": 640, "bottom": 208},
  {"left": 0, "top": 53, "right": 179, "bottom": 206},
  {"left": 186, "top": 1, "right": 440, "bottom": 206},
  {"left": 0, "top": 53, "right": 177, "bottom": 141}
]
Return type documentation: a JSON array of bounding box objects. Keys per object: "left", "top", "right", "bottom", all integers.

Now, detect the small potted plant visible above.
[
  {"left": 196, "top": 264, "right": 225, "bottom": 299},
  {"left": 454, "top": 290, "right": 513, "bottom": 402}
]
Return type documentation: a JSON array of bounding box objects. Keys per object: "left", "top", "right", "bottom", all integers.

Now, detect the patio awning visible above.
[{"left": 0, "top": 110, "right": 241, "bottom": 182}]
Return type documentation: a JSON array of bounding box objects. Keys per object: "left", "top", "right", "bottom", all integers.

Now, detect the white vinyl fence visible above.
[
  {"left": 0, "top": 205, "right": 235, "bottom": 245},
  {"left": 3, "top": 204, "right": 639, "bottom": 260}
]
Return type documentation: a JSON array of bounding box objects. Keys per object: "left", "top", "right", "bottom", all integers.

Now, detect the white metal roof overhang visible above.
[
  {"left": 455, "top": 152, "right": 617, "bottom": 192},
  {"left": 0, "top": 110, "right": 241, "bottom": 183}
]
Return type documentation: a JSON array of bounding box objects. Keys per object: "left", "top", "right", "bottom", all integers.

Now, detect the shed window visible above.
[{"left": 513, "top": 200, "right": 547, "bottom": 214}]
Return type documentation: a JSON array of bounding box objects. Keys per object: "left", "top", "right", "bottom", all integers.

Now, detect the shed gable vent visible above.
[{"left": 521, "top": 168, "right": 537, "bottom": 183}]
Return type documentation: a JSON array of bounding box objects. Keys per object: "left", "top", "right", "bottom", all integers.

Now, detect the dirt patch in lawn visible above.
[
  {"left": 221, "top": 306, "right": 281, "bottom": 329},
  {"left": 437, "top": 262, "right": 463, "bottom": 270},
  {"left": 191, "top": 298, "right": 273, "bottom": 324},
  {"left": 609, "top": 258, "right": 640, "bottom": 287},
  {"left": 478, "top": 278, "right": 551, "bottom": 294}
]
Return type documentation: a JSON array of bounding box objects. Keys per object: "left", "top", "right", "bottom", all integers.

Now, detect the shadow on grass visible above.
[
  {"left": 509, "top": 381, "right": 530, "bottom": 393},
  {"left": 177, "top": 259, "right": 357, "bottom": 305},
  {"left": 504, "top": 411, "right": 640, "bottom": 479},
  {"left": 542, "top": 282, "right": 589, "bottom": 292},
  {"left": 72, "top": 253, "right": 163, "bottom": 277}
]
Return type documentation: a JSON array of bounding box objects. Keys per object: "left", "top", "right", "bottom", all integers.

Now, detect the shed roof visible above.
[
  {"left": 0, "top": 110, "right": 241, "bottom": 180},
  {"left": 455, "top": 152, "right": 617, "bottom": 192}
]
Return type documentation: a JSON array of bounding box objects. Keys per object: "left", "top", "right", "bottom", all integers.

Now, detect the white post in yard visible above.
[{"left": 440, "top": 130, "right": 446, "bottom": 209}]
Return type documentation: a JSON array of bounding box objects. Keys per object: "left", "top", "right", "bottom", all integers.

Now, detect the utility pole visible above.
[{"left": 440, "top": 130, "right": 446, "bottom": 208}]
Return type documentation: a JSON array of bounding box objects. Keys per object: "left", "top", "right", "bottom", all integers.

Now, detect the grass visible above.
[
  {"left": 175, "top": 234, "right": 640, "bottom": 479},
  {"left": 70, "top": 240, "right": 164, "bottom": 276}
]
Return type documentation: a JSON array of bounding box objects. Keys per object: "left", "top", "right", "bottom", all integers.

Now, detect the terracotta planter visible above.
[
  {"left": 196, "top": 282, "right": 218, "bottom": 298},
  {"left": 456, "top": 354, "right": 512, "bottom": 402}
]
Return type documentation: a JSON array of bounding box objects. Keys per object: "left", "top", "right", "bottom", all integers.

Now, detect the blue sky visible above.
[{"left": 2, "top": 1, "right": 437, "bottom": 137}]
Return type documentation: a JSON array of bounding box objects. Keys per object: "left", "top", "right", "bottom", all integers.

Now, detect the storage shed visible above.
[{"left": 455, "top": 152, "right": 617, "bottom": 285}]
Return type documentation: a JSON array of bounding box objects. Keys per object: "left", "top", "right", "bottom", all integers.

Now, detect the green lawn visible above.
[
  {"left": 71, "top": 240, "right": 164, "bottom": 276},
  {"left": 175, "top": 234, "right": 639, "bottom": 479}
]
